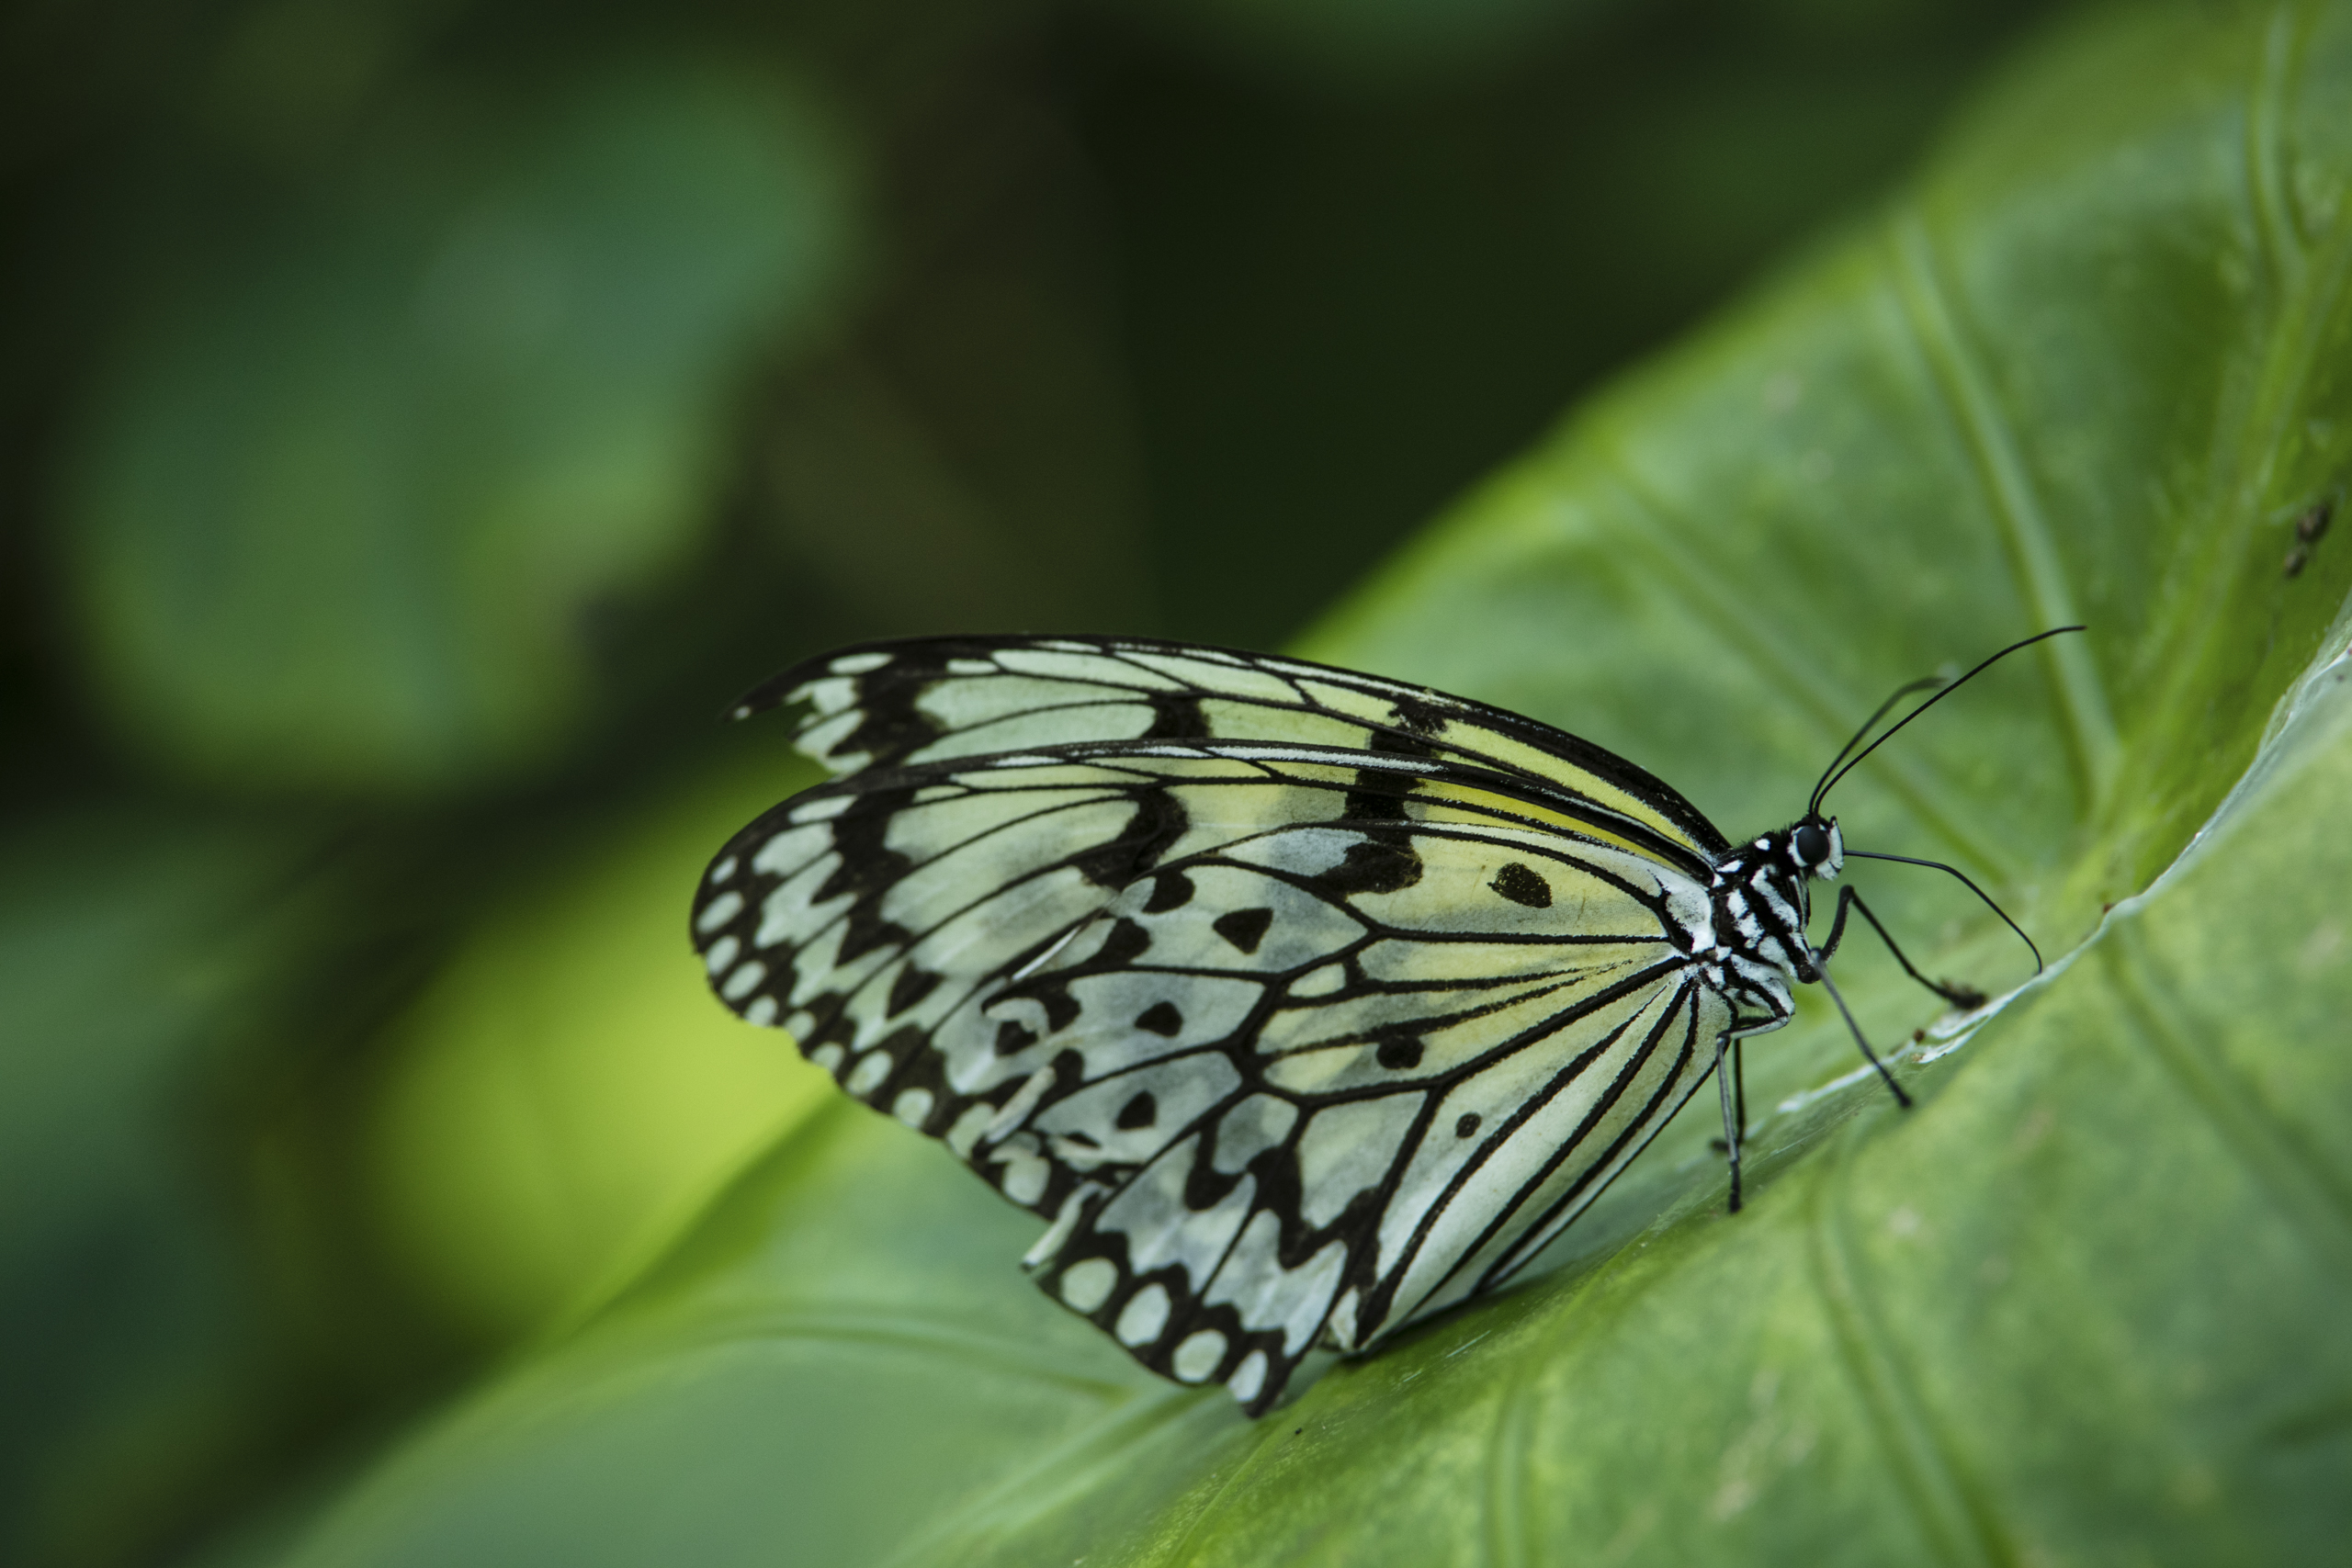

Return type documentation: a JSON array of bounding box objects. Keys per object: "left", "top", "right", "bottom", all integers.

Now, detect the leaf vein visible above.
[
  {"left": 1482, "top": 1377, "right": 1536, "bottom": 1568},
  {"left": 1886, "top": 207, "right": 2121, "bottom": 813},
  {"left": 1808, "top": 1127, "right": 2014, "bottom": 1568},
  {"left": 670, "top": 1303, "right": 1141, "bottom": 1396},
  {"left": 2104, "top": 928, "right": 2352, "bottom": 1274},
  {"left": 2245, "top": 1, "right": 2314, "bottom": 289},
  {"left": 872, "top": 1384, "right": 1216, "bottom": 1568}
]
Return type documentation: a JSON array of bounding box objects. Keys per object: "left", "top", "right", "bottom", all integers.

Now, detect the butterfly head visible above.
[{"left": 1785, "top": 814, "right": 1843, "bottom": 883}]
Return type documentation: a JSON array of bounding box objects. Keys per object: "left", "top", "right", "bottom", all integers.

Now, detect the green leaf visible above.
[
  {"left": 0, "top": 806, "right": 341, "bottom": 1566},
  {"left": 1128, "top": 0, "right": 1619, "bottom": 89},
  {"left": 365, "top": 748, "right": 839, "bottom": 1342},
  {"left": 58, "top": 56, "right": 859, "bottom": 796},
  {"left": 249, "top": 3, "right": 2352, "bottom": 1562}
]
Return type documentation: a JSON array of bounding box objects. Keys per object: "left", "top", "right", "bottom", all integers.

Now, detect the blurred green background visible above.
[{"left": 0, "top": 1, "right": 2089, "bottom": 1562}]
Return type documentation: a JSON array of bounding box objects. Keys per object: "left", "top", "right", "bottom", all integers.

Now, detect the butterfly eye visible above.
[{"left": 1792, "top": 823, "right": 1831, "bottom": 865}]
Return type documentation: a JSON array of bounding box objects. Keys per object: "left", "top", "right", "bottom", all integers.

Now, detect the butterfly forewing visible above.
[
  {"left": 695, "top": 647, "right": 1740, "bottom": 1412},
  {"left": 740, "top": 635, "right": 1729, "bottom": 870}
]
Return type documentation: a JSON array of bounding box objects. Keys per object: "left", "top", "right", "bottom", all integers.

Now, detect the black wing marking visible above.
[{"left": 732, "top": 635, "right": 1730, "bottom": 868}]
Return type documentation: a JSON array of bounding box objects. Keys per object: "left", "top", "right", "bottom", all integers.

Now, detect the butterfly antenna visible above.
[
  {"left": 1842, "top": 849, "right": 2044, "bottom": 974},
  {"left": 1813, "top": 626, "right": 2085, "bottom": 811},
  {"left": 1807, "top": 676, "right": 1943, "bottom": 817}
]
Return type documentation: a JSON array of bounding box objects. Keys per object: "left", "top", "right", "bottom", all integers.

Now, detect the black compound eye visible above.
[{"left": 1792, "top": 822, "right": 1831, "bottom": 865}]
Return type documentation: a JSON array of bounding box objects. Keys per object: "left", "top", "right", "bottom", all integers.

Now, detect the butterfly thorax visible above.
[{"left": 1681, "top": 814, "right": 1843, "bottom": 1028}]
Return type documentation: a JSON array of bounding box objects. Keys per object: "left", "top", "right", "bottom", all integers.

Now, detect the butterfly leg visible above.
[
  {"left": 1735, "top": 1038, "right": 1748, "bottom": 1142},
  {"left": 1709, "top": 1039, "right": 1751, "bottom": 1153},
  {"left": 1818, "top": 886, "right": 1985, "bottom": 1010},
  {"left": 1816, "top": 966, "right": 1913, "bottom": 1111},
  {"left": 1715, "top": 1032, "right": 1745, "bottom": 1213}
]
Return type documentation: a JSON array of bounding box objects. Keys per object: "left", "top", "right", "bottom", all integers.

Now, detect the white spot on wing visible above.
[
  {"left": 1060, "top": 1258, "right": 1117, "bottom": 1312},
  {"left": 695, "top": 891, "right": 744, "bottom": 932},
  {"left": 996, "top": 1139, "right": 1049, "bottom": 1205},
  {"left": 1171, "top": 1329, "right": 1227, "bottom": 1382},
  {"left": 721, "top": 961, "right": 766, "bottom": 1000},
  {"left": 702, "top": 935, "right": 741, "bottom": 976},
  {"left": 744, "top": 997, "right": 778, "bottom": 1027},
  {"left": 1116, "top": 1283, "right": 1170, "bottom": 1347},
  {"left": 1227, "top": 1349, "right": 1269, "bottom": 1404},
  {"left": 846, "top": 1052, "right": 893, "bottom": 1096},
  {"left": 831, "top": 651, "right": 893, "bottom": 674},
  {"left": 946, "top": 1102, "right": 995, "bottom": 1156},
  {"left": 891, "top": 1088, "right": 934, "bottom": 1127}
]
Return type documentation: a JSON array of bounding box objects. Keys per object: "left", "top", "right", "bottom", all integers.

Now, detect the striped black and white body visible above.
[
  {"left": 1690, "top": 820, "right": 1847, "bottom": 1032},
  {"left": 691, "top": 636, "right": 1905, "bottom": 1416}
]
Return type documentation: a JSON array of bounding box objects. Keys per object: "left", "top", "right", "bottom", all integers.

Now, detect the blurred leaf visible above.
[
  {"left": 1094, "top": 0, "right": 2060, "bottom": 651},
  {"left": 242, "top": 2, "right": 2352, "bottom": 1562},
  {"left": 0, "top": 806, "right": 335, "bottom": 1566},
  {"left": 58, "top": 55, "right": 860, "bottom": 796},
  {"left": 1130, "top": 0, "right": 1623, "bottom": 90},
  {"left": 367, "top": 746, "right": 837, "bottom": 1341}
]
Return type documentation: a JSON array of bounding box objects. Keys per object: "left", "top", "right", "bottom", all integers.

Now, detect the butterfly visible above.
[{"left": 690, "top": 630, "right": 2065, "bottom": 1415}]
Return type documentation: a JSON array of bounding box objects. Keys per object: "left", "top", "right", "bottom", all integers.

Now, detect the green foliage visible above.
[
  {"left": 221, "top": 3, "right": 2352, "bottom": 1562},
  {"left": 30, "top": 4, "right": 2018, "bottom": 1556},
  {"left": 58, "top": 55, "right": 857, "bottom": 795},
  {"left": 0, "top": 807, "right": 345, "bottom": 1566},
  {"left": 364, "top": 750, "right": 836, "bottom": 1342},
  {"left": 1125, "top": 0, "right": 1622, "bottom": 88}
]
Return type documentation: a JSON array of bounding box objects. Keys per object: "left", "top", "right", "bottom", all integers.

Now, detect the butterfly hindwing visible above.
[
  {"left": 1014, "top": 823, "right": 1729, "bottom": 1413},
  {"left": 695, "top": 732, "right": 1729, "bottom": 1412}
]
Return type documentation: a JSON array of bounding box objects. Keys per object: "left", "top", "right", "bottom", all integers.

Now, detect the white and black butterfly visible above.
[{"left": 690, "top": 632, "right": 2062, "bottom": 1414}]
